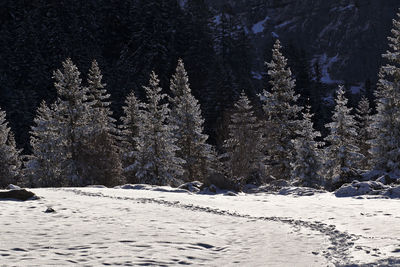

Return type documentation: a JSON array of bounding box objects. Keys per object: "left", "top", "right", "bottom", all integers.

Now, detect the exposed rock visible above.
[
  {"left": 362, "top": 170, "right": 384, "bottom": 182},
  {"left": 242, "top": 184, "right": 258, "bottom": 193},
  {"left": 240, "top": 178, "right": 292, "bottom": 193},
  {"left": 278, "top": 187, "right": 326, "bottom": 196},
  {"left": 44, "top": 207, "right": 55, "bottom": 213},
  {"left": 204, "top": 173, "right": 237, "bottom": 191},
  {"left": 384, "top": 186, "right": 400, "bottom": 198},
  {"left": 271, "top": 179, "right": 290, "bottom": 188},
  {"left": 335, "top": 181, "right": 392, "bottom": 198},
  {"left": 208, "top": 184, "right": 218, "bottom": 193},
  {"left": 0, "top": 189, "right": 37, "bottom": 201},
  {"left": 376, "top": 175, "right": 396, "bottom": 185},
  {"left": 224, "top": 191, "right": 238, "bottom": 196},
  {"left": 178, "top": 181, "right": 203, "bottom": 193}
]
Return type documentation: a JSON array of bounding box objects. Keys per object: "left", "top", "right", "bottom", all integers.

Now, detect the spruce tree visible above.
[
  {"left": 83, "top": 60, "right": 124, "bottom": 186},
  {"left": 370, "top": 11, "right": 400, "bottom": 174},
  {"left": 52, "top": 58, "right": 89, "bottom": 186},
  {"left": 25, "top": 101, "right": 64, "bottom": 187},
  {"left": 259, "top": 39, "right": 302, "bottom": 180},
  {"left": 324, "top": 86, "right": 363, "bottom": 188},
  {"left": 169, "top": 59, "right": 217, "bottom": 182},
  {"left": 223, "top": 91, "right": 264, "bottom": 183},
  {"left": 355, "top": 96, "right": 373, "bottom": 170},
  {"left": 136, "top": 71, "right": 184, "bottom": 186},
  {"left": 0, "top": 107, "right": 21, "bottom": 188},
  {"left": 291, "top": 106, "right": 324, "bottom": 188},
  {"left": 120, "top": 90, "right": 145, "bottom": 183}
]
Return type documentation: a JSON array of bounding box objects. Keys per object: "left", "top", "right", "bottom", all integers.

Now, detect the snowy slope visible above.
[{"left": 1, "top": 187, "right": 399, "bottom": 266}]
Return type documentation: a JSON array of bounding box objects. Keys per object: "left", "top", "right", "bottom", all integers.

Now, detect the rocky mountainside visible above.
[{"left": 207, "top": 0, "right": 398, "bottom": 88}]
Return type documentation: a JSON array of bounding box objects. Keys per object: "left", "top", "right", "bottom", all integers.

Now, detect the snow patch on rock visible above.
[
  {"left": 278, "top": 187, "right": 326, "bottom": 197},
  {"left": 252, "top": 16, "right": 269, "bottom": 34},
  {"left": 335, "top": 179, "right": 400, "bottom": 198},
  {"left": 317, "top": 53, "right": 343, "bottom": 84},
  {"left": 6, "top": 184, "right": 21, "bottom": 190}
]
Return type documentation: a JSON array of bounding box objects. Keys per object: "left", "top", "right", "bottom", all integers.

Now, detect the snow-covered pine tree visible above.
[
  {"left": 291, "top": 106, "right": 324, "bottom": 188},
  {"left": 324, "top": 86, "right": 363, "bottom": 188},
  {"left": 169, "top": 59, "right": 217, "bottom": 182},
  {"left": 259, "top": 39, "right": 302, "bottom": 180},
  {"left": 25, "top": 101, "right": 64, "bottom": 187},
  {"left": 52, "top": 58, "right": 89, "bottom": 186},
  {"left": 355, "top": 96, "right": 373, "bottom": 170},
  {"left": 370, "top": 11, "right": 400, "bottom": 175},
  {"left": 136, "top": 71, "right": 184, "bottom": 186},
  {"left": 83, "top": 60, "right": 124, "bottom": 186},
  {"left": 6, "top": 132, "right": 22, "bottom": 181},
  {"left": 0, "top": 107, "right": 21, "bottom": 188},
  {"left": 120, "top": 90, "right": 145, "bottom": 183},
  {"left": 223, "top": 91, "right": 264, "bottom": 183}
]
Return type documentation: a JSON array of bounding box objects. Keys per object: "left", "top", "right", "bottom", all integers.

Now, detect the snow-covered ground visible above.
[{"left": 1, "top": 187, "right": 400, "bottom": 266}]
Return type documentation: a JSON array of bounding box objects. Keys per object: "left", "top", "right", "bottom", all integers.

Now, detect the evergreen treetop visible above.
[
  {"left": 169, "top": 59, "right": 217, "bottom": 182},
  {"left": 260, "top": 39, "right": 302, "bottom": 180},
  {"left": 324, "top": 86, "right": 363, "bottom": 187},
  {"left": 370, "top": 10, "right": 400, "bottom": 174},
  {"left": 136, "top": 71, "right": 184, "bottom": 185}
]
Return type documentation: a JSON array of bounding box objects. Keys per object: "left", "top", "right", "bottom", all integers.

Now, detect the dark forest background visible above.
[{"left": 0, "top": 0, "right": 375, "bottom": 152}]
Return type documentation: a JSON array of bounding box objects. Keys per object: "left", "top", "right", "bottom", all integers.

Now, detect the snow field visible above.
[{"left": 1, "top": 187, "right": 399, "bottom": 266}]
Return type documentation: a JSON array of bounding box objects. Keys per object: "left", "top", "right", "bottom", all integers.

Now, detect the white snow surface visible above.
[
  {"left": 1, "top": 187, "right": 400, "bottom": 266},
  {"left": 271, "top": 31, "right": 279, "bottom": 38},
  {"left": 252, "top": 16, "right": 269, "bottom": 34},
  {"left": 318, "top": 53, "right": 343, "bottom": 84},
  {"left": 214, "top": 15, "right": 221, "bottom": 26},
  {"left": 274, "top": 18, "right": 297, "bottom": 29},
  {"left": 251, "top": 71, "right": 262, "bottom": 80}
]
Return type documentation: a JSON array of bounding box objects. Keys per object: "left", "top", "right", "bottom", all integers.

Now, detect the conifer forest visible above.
[{"left": 1, "top": 2, "right": 400, "bottom": 266}]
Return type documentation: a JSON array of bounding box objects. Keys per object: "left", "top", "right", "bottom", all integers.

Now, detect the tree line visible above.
[
  {"left": 0, "top": 0, "right": 256, "bottom": 152},
  {"left": 1, "top": 11, "right": 400, "bottom": 190}
]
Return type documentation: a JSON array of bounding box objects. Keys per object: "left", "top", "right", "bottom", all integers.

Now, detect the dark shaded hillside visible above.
[
  {"left": 0, "top": 0, "right": 398, "bottom": 151},
  {"left": 207, "top": 0, "right": 398, "bottom": 85},
  {"left": 0, "top": 0, "right": 257, "bottom": 151}
]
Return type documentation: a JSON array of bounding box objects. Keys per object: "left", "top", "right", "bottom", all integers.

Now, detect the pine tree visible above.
[
  {"left": 259, "top": 39, "right": 302, "bottom": 180},
  {"left": 291, "top": 106, "right": 324, "bottom": 188},
  {"left": 136, "top": 71, "right": 184, "bottom": 186},
  {"left": 83, "top": 60, "right": 124, "bottom": 186},
  {"left": 120, "top": 90, "right": 145, "bottom": 183},
  {"left": 370, "top": 10, "right": 400, "bottom": 174},
  {"left": 25, "top": 101, "right": 64, "bottom": 187},
  {"left": 223, "top": 91, "right": 264, "bottom": 183},
  {"left": 6, "top": 131, "right": 22, "bottom": 180},
  {"left": 324, "top": 86, "right": 363, "bottom": 188},
  {"left": 0, "top": 107, "right": 21, "bottom": 188},
  {"left": 169, "top": 59, "right": 217, "bottom": 182},
  {"left": 355, "top": 96, "right": 373, "bottom": 170},
  {"left": 52, "top": 58, "right": 89, "bottom": 186}
]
